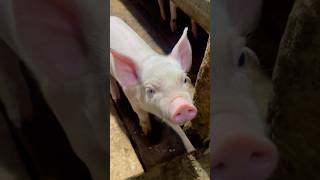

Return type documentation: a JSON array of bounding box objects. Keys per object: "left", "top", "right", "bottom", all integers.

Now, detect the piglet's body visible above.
[{"left": 110, "top": 16, "right": 197, "bottom": 134}]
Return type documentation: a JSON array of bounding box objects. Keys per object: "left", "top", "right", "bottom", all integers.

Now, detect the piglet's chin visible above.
[{"left": 169, "top": 97, "right": 197, "bottom": 124}]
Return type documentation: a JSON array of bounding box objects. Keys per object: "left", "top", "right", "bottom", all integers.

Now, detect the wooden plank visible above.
[
  {"left": 170, "top": 0, "right": 210, "bottom": 32},
  {"left": 268, "top": 0, "right": 320, "bottom": 179},
  {"left": 188, "top": 37, "right": 210, "bottom": 142}
]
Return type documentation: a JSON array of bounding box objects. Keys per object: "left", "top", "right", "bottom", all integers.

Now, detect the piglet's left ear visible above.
[{"left": 170, "top": 27, "right": 192, "bottom": 72}]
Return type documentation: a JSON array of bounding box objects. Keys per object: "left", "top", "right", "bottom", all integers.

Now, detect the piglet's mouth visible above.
[{"left": 169, "top": 97, "right": 197, "bottom": 124}]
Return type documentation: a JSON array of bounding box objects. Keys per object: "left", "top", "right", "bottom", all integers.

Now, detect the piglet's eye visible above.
[
  {"left": 146, "top": 87, "right": 155, "bottom": 97},
  {"left": 183, "top": 76, "right": 191, "bottom": 84},
  {"left": 184, "top": 78, "right": 188, "bottom": 83},
  {"left": 238, "top": 52, "right": 245, "bottom": 67}
]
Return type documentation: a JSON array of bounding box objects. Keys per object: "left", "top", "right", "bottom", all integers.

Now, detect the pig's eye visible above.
[
  {"left": 146, "top": 87, "right": 155, "bottom": 97},
  {"left": 183, "top": 77, "right": 191, "bottom": 84},
  {"left": 238, "top": 52, "right": 245, "bottom": 67}
]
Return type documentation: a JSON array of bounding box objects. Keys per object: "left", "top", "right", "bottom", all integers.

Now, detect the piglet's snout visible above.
[
  {"left": 212, "top": 132, "right": 278, "bottom": 180},
  {"left": 169, "top": 97, "right": 197, "bottom": 123}
]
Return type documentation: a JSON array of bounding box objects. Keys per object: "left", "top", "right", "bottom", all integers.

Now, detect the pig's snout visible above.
[
  {"left": 169, "top": 97, "right": 197, "bottom": 123},
  {"left": 212, "top": 132, "right": 278, "bottom": 180}
]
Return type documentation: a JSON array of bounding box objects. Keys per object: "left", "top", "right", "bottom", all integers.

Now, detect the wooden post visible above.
[
  {"left": 184, "top": 37, "right": 210, "bottom": 144},
  {"left": 269, "top": 0, "right": 320, "bottom": 179}
]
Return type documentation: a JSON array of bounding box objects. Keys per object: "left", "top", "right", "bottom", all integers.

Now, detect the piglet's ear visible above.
[
  {"left": 110, "top": 49, "right": 139, "bottom": 88},
  {"left": 170, "top": 27, "right": 192, "bottom": 72}
]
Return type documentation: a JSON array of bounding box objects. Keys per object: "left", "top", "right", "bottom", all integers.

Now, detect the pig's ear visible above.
[
  {"left": 224, "top": 0, "right": 262, "bottom": 35},
  {"left": 110, "top": 49, "right": 139, "bottom": 88},
  {"left": 170, "top": 27, "right": 192, "bottom": 72}
]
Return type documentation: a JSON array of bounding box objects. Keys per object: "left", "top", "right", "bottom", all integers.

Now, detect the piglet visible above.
[
  {"left": 110, "top": 16, "right": 197, "bottom": 134},
  {"left": 211, "top": 0, "right": 278, "bottom": 179}
]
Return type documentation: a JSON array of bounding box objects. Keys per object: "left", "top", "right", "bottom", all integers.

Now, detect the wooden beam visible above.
[{"left": 171, "top": 0, "right": 210, "bottom": 32}]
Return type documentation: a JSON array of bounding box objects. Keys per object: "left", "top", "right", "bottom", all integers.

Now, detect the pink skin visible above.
[
  {"left": 169, "top": 97, "right": 197, "bottom": 124},
  {"left": 211, "top": 114, "right": 278, "bottom": 180}
]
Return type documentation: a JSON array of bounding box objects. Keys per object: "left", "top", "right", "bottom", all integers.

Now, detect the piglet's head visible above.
[
  {"left": 111, "top": 27, "right": 197, "bottom": 125},
  {"left": 165, "top": 27, "right": 197, "bottom": 124}
]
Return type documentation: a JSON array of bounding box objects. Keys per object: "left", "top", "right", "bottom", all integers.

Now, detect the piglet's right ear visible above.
[
  {"left": 110, "top": 49, "right": 139, "bottom": 88},
  {"left": 170, "top": 27, "right": 192, "bottom": 72}
]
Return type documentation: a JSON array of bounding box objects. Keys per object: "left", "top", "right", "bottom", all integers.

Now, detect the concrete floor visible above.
[{"left": 110, "top": 100, "right": 144, "bottom": 180}]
